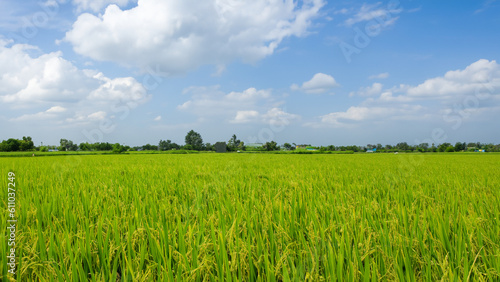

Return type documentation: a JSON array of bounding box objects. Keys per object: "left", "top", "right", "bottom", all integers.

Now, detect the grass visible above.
[
  {"left": 0, "top": 150, "right": 201, "bottom": 158},
  {"left": 1, "top": 153, "right": 499, "bottom": 281}
]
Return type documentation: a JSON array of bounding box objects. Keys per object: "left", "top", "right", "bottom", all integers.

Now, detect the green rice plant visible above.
[{"left": 0, "top": 154, "right": 499, "bottom": 280}]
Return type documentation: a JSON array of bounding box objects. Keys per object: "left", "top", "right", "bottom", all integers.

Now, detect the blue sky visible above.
[{"left": 1, "top": 0, "right": 499, "bottom": 147}]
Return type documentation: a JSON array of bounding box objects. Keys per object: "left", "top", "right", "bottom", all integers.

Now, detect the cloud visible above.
[
  {"left": 178, "top": 86, "right": 273, "bottom": 116},
  {"left": 0, "top": 42, "right": 97, "bottom": 105},
  {"left": 87, "top": 111, "right": 107, "bottom": 121},
  {"left": 232, "top": 110, "right": 260, "bottom": 124},
  {"left": 349, "top": 83, "right": 383, "bottom": 97},
  {"left": 10, "top": 106, "right": 66, "bottom": 122},
  {"left": 369, "top": 72, "right": 389, "bottom": 80},
  {"left": 64, "top": 0, "right": 325, "bottom": 75},
  {"left": 179, "top": 86, "right": 299, "bottom": 125},
  {"left": 154, "top": 115, "right": 162, "bottom": 121},
  {"left": 72, "top": 0, "right": 136, "bottom": 12},
  {"left": 88, "top": 74, "right": 147, "bottom": 102},
  {"left": 231, "top": 108, "right": 300, "bottom": 125},
  {"left": 46, "top": 106, "right": 67, "bottom": 113},
  {"left": 364, "top": 59, "right": 500, "bottom": 104},
  {"left": 291, "top": 73, "right": 339, "bottom": 94},
  {"left": 344, "top": 2, "right": 402, "bottom": 28},
  {"left": 261, "top": 107, "right": 300, "bottom": 126},
  {"left": 406, "top": 59, "right": 500, "bottom": 99},
  {"left": 225, "top": 87, "right": 271, "bottom": 101},
  {"left": 319, "top": 105, "right": 424, "bottom": 127},
  {"left": 0, "top": 40, "right": 149, "bottom": 124},
  {"left": 315, "top": 59, "right": 500, "bottom": 128}
]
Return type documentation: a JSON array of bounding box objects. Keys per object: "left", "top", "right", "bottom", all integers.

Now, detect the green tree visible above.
[
  {"left": 418, "top": 143, "right": 429, "bottom": 151},
  {"left": 0, "top": 139, "right": 21, "bottom": 152},
  {"left": 346, "top": 145, "right": 360, "bottom": 152},
  {"left": 283, "top": 143, "right": 293, "bottom": 150},
  {"left": 185, "top": 130, "right": 203, "bottom": 150},
  {"left": 20, "top": 136, "right": 34, "bottom": 151},
  {"left": 142, "top": 144, "right": 154, "bottom": 150},
  {"left": 438, "top": 143, "right": 451, "bottom": 152},
  {"left": 454, "top": 142, "right": 466, "bottom": 152},
  {"left": 59, "top": 139, "right": 78, "bottom": 151},
  {"left": 79, "top": 142, "right": 92, "bottom": 151},
  {"left": 59, "top": 139, "right": 68, "bottom": 151},
  {"left": 112, "top": 143, "right": 126, "bottom": 153},
  {"left": 467, "top": 142, "right": 477, "bottom": 149},
  {"left": 263, "top": 141, "right": 278, "bottom": 151},
  {"left": 94, "top": 142, "right": 113, "bottom": 151},
  {"left": 205, "top": 143, "right": 213, "bottom": 151},
  {"left": 237, "top": 141, "right": 245, "bottom": 151},
  {"left": 159, "top": 140, "right": 173, "bottom": 151},
  {"left": 396, "top": 142, "right": 410, "bottom": 151},
  {"left": 227, "top": 134, "right": 242, "bottom": 151}
]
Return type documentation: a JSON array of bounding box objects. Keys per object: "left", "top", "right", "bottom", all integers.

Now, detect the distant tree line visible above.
[
  {"left": 0, "top": 137, "right": 34, "bottom": 152},
  {"left": 1, "top": 133, "right": 499, "bottom": 153}
]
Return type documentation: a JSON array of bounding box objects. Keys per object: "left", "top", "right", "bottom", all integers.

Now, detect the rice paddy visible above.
[{"left": 1, "top": 153, "right": 500, "bottom": 281}]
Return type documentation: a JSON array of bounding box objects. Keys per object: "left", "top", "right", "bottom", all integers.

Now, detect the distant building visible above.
[{"left": 214, "top": 142, "right": 227, "bottom": 153}]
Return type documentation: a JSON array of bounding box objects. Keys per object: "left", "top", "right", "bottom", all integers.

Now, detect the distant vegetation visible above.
[{"left": 1, "top": 132, "right": 499, "bottom": 153}]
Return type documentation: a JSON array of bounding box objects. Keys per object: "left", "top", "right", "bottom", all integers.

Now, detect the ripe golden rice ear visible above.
[{"left": 0, "top": 153, "right": 499, "bottom": 280}]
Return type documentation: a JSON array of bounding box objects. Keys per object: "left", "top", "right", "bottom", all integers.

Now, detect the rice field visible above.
[{"left": 1, "top": 153, "right": 500, "bottom": 281}]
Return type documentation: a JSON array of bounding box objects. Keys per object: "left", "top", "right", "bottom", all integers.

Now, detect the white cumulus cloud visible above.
[
  {"left": 46, "top": 106, "right": 67, "bottom": 113},
  {"left": 261, "top": 107, "right": 300, "bottom": 126},
  {"left": 231, "top": 108, "right": 299, "bottom": 125},
  {"left": 315, "top": 59, "right": 500, "bottom": 128},
  {"left": 87, "top": 111, "right": 107, "bottom": 121},
  {"left": 369, "top": 72, "right": 389, "bottom": 80},
  {"left": 178, "top": 86, "right": 273, "bottom": 117},
  {"left": 231, "top": 110, "right": 260, "bottom": 124},
  {"left": 320, "top": 105, "right": 423, "bottom": 127},
  {"left": 407, "top": 59, "right": 500, "bottom": 99},
  {"left": 349, "top": 83, "right": 383, "bottom": 97},
  {"left": 291, "top": 73, "right": 339, "bottom": 94},
  {"left": 0, "top": 40, "right": 149, "bottom": 125},
  {"left": 64, "top": 0, "right": 325, "bottom": 75},
  {"left": 179, "top": 85, "right": 299, "bottom": 125}
]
